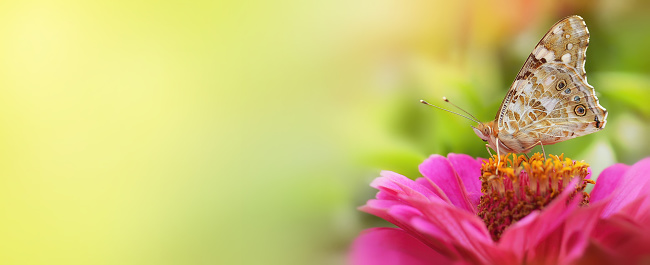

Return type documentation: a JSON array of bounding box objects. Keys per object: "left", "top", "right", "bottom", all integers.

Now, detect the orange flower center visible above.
[{"left": 477, "top": 153, "right": 594, "bottom": 241}]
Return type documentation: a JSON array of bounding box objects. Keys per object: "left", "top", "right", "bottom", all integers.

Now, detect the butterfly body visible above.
[{"left": 475, "top": 15, "right": 607, "bottom": 154}]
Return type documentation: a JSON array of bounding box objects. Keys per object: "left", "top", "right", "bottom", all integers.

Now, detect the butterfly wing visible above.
[{"left": 495, "top": 15, "right": 607, "bottom": 152}]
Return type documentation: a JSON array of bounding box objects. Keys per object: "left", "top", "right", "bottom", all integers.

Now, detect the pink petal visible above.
[
  {"left": 406, "top": 192, "right": 491, "bottom": 241},
  {"left": 409, "top": 216, "right": 463, "bottom": 259},
  {"left": 419, "top": 154, "right": 475, "bottom": 213},
  {"left": 349, "top": 227, "right": 451, "bottom": 265},
  {"left": 608, "top": 195, "right": 650, "bottom": 226},
  {"left": 363, "top": 182, "right": 495, "bottom": 264},
  {"left": 581, "top": 216, "right": 650, "bottom": 264},
  {"left": 576, "top": 241, "right": 633, "bottom": 265},
  {"left": 601, "top": 158, "right": 650, "bottom": 217},
  {"left": 360, "top": 200, "right": 416, "bottom": 228},
  {"left": 415, "top": 177, "right": 453, "bottom": 204},
  {"left": 407, "top": 197, "right": 497, "bottom": 264},
  {"left": 590, "top": 163, "right": 629, "bottom": 203},
  {"left": 447, "top": 153, "right": 483, "bottom": 208},
  {"left": 372, "top": 171, "right": 448, "bottom": 204},
  {"left": 556, "top": 200, "right": 607, "bottom": 264},
  {"left": 410, "top": 210, "right": 518, "bottom": 265},
  {"left": 499, "top": 180, "right": 587, "bottom": 264}
]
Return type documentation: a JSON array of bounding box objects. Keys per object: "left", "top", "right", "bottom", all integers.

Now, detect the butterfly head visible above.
[{"left": 472, "top": 121, "right": 495, "bottom": 143}]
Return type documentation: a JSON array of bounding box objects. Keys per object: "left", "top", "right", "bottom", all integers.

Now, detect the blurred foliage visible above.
[{"left": 0, "top": 0, "right": 649, "bottom": 265}]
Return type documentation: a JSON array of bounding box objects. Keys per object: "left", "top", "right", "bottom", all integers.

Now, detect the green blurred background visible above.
[{"left": 0, "top": 0, "right": 649, "bottom": 264}]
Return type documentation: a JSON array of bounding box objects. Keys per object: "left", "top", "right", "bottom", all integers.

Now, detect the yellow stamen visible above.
[{"left": 477, "top": 153, "right": 593, "bottom": 241}]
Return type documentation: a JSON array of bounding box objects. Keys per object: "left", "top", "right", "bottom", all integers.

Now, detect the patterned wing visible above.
[{"left": 495, "top": 15, "right": 607, "bottom": 150}]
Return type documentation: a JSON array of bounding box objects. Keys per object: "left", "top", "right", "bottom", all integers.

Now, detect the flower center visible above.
[{"left": 477, "top": 153, "right": 594, "bottom": 241}]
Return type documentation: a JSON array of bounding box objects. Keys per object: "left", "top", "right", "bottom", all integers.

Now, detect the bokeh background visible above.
[{"left": 0, "top": 0, "right": 649, "bottom": 264}]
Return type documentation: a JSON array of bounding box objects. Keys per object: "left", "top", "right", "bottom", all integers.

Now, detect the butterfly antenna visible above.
[
  {"left": 442, "top": 97, "right": 480, "bottom": 122},
  {"left": 420, "top": 99, "right": 480, "bottom": 123}
]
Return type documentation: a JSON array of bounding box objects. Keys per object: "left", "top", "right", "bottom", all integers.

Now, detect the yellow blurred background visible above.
[{"left": 0, "top": 0, "right": 649, "bottom": 264}]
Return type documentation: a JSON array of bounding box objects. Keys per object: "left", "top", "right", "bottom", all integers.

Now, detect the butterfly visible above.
[{"left": 423, "top": 15, "right": 607, "bottom": 155}]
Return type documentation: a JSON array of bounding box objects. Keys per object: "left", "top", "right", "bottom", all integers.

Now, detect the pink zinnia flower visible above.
[{"left": 351, "top": 153, "right": 650, "bottom": 265}]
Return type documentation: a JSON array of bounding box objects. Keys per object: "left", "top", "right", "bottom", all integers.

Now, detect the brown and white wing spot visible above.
[
  {"left": 516, "top": 16, "right": 590, "bottom": 81},
  {"left": 533, "top": 46, "right": 556, "bottom": 62},
  {"left": 549, "top": 16, "right": 589, "bottom": 79},
  {"left": 494, "top": 15, "right": 606, "bottom": 152},
  {"left": 518, "top": 63, "right": 607, "bottom": 144},
  {"left": 500, "top": 16, "right": 587, "bottom": 126}
]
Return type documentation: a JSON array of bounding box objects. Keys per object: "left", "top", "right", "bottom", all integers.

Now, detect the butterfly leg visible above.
[
  {"left": 496, "top": 138, "right": 501, "bottom": 175},
  {"left": 485, "top": 144, "right": 494, "bottom": 157},
  {"left": 521, "top": 141, "right": 545, "bottom": 158},
  {"left": 485, "top": 144, "right": 499, "bottom": 174}
]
